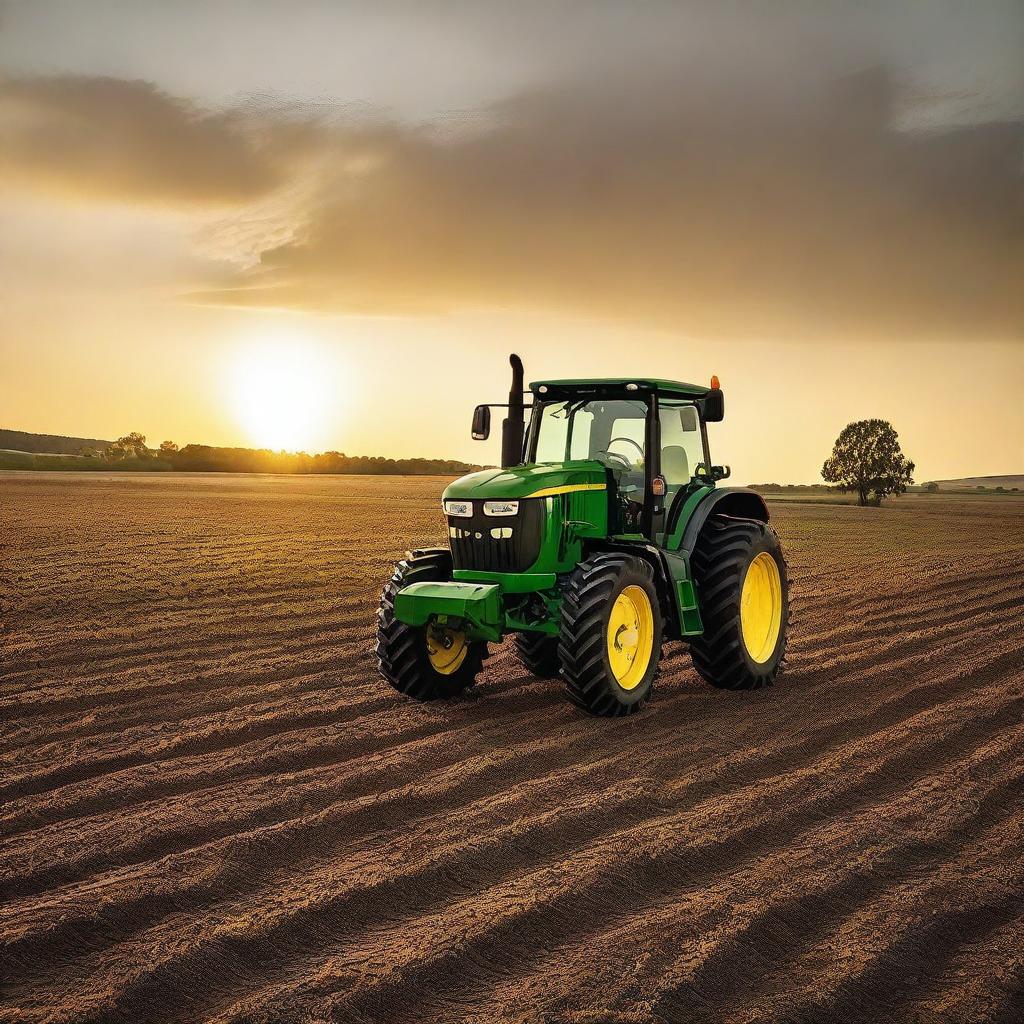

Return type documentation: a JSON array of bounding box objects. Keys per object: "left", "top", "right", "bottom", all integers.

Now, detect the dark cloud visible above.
[
  {"left": 0, "top": 75, "right": 308, "bottom": 204},
  {"left": 205, "top": 60, "right": 1022, "bottom": 341}
]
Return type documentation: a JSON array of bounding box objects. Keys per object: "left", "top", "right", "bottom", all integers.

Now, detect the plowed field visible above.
[{"left": 2, "top": 473, "right": 1023, "bottom": 1023}]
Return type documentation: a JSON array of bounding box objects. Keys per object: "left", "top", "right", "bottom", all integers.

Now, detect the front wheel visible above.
[
  {"left": 558, "top": 553, "right": 662, "bottom": 716},
  {"left": 689, "top": 515, "right": 789, "bottom": 689},
  {"left": 376, "top": 549, "right": 487, "bottom": 701}
]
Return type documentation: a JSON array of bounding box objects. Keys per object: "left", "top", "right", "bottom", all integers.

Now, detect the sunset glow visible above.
[{"left": 0, "top": 2, "right": 1021, "bottom": 480}]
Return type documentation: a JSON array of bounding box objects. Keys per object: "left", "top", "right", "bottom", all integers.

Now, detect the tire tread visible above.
[
  {"left": 689, "top": 515, "right": 789, "bottom": 690},
  {"left": 559, "top": 553, "right": 662, "bottom": 716}
]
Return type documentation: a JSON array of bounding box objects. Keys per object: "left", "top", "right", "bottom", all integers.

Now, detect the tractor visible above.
[{"left": 376, "top": 355, "right": 788, "bottom": 716}]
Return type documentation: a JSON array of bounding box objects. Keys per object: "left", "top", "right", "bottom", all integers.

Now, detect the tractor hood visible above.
[{"left": 443, "top": 461, "right": 607, "bottom": 502}]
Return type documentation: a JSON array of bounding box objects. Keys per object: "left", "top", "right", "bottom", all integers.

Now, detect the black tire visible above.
[
  {"left": 376, "top": 548, "right": 487, "bottom": 701},
  {"left": 689, "top": 514, "right": 789, "bottom": 690},
  {"left": 513, "top": 632, "right": 562, "bottom": 678},
  {"left": 559, "top": 553, "right": 663, "bottom": 716}
]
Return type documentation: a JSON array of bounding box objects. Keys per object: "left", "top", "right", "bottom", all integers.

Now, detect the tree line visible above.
[{"left": 16, "top": 432, "right": 483, "bottom": 477}]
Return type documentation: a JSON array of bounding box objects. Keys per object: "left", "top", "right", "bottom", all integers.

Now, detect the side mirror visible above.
[
  {"left": 703, "top": 389, "right": 724, "bottom": 422},
  {"left": 471, "top": 404, "right": 491, "bottom": 440},
  {"left": 695, "top": 463, "right": 731, "bottom": 483}
]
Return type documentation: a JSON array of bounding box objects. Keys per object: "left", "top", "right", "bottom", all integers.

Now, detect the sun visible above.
[{"left": 228, "top": 337, "right": 334, "bottom": 452}]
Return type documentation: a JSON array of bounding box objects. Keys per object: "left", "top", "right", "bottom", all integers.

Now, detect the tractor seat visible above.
[{"left": 661, "top": 445, "right": 689, "bottom": 486}]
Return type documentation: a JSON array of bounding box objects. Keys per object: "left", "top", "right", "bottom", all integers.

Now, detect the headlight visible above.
[
  {"left": 483, "top": 500, "right": 519, "bottom": 517},
  {"left": 443, "top": 499, "right": 472, "bottom": 517}
]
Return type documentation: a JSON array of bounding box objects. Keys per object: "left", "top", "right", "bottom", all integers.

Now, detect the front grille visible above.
[{"left": 447, "top": 499, "right": 545, "bottom": 573}]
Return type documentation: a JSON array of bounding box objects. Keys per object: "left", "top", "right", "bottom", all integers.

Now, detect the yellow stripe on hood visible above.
[{"left": 526, "top": 483, "right": 607, "bottom": 498}]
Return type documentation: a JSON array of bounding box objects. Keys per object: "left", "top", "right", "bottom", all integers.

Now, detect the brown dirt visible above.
[{"left": 2, "top": 473, "right": 1023, "bottom": 1024}]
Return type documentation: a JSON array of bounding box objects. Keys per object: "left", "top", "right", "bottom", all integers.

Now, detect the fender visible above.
[
  {"left": 596, "top": 538, "right": 697, "bottom": 641},
  {"left": 678, "top": 487, "right": 769, "bottom": 554}
]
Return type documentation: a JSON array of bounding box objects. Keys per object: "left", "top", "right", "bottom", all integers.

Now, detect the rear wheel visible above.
[
  {"left": 689, "top": 515, "right": 788, "bottom": 689},
  {"left": 376, "top": 549, "right": 487, "bottom": 700},
  {"left": 513, "top": 632, "right": 561, "bottom": 677},
  {"left": 559, "top": 553, "right": 662, "bottom": 716}
]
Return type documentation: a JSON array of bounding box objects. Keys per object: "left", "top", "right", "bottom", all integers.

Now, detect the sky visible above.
[{"left": 1, "top": 0, "right": 1021, "bottom": 482}]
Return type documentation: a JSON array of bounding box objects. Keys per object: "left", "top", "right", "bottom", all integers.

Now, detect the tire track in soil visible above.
[
  {"left": 7, "top": 591, "right": 1020, "bottom": 842},
  {"left": 231, "top": 711, "right": 1024, "bottom": 1024},
  {"left": 4, "top": 631, "right": 1021, "bottom": 900},
  {"left": 4, "top": 643, "right": 1019, "bottom": 970},
  {"left": 8, "top": 670, "right": 1022, "bottom": 1021},
  {"left": 407, "top": 745, "right": 1024, "bottom": 1024},
  {"left": 5, "top": 619, "right": 1020, "bottom": 904}
]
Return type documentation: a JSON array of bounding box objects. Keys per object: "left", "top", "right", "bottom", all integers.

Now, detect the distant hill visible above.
[
  {"left": 931, "top": 475, "right": 1024, "bottom": 490},
  {"left": 0, "top": 428, "right": 111, "bottom": 455}
]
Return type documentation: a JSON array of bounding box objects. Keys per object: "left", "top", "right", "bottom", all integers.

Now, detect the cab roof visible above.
[{"left": 529, "top": 377, "right": 710, "bottom": 399}]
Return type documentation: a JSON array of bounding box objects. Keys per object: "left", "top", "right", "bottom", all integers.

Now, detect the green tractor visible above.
[{"left": 376, "top": 355, "right": 788, "bottom": 716}]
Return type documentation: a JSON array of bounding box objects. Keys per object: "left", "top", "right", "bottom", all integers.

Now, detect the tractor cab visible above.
[{"left": 524, "top": 376, "right": 726, "bottom": 542}]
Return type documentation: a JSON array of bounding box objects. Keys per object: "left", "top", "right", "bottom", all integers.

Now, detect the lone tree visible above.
[{"left": 822, "top": 419, "right": 914, "bottom": 506}]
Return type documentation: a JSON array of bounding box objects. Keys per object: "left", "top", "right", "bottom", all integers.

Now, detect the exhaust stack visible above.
[{"left": 501, "top": 353, "right": 525, "bottom": 468}]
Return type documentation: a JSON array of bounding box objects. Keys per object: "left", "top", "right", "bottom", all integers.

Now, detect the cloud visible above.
[
  {"left": 2, "top": 49, "right": 1021, "bottom": 341},
  {"left": 0, "top": 74, "right": 309, "bottom": 205},
  {"left": 199, "top": 59, "right": 1022, "bottom": 341}
]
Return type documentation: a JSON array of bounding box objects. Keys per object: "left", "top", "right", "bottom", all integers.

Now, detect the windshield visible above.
[{"left": 531, "top": 398, "right": 648, "bottom": 474}]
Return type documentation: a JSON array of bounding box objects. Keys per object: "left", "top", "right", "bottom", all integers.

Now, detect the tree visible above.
[
  {"left": 923, "top": 481, "right": 939, "bottom": 493},
  {"left": 822, "top": 419, "right": 914, "bottom": 506},
  {"left": 108, "top": 432, "right": 149, "bottom": 460},
  {"left": 159, "top": 440, "right": 179, "bottom": 455}
]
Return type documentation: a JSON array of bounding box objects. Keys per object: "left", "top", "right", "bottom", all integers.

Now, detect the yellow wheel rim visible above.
[
  {"left": 425, "top": 622, "right": 468, "bottom": 675},
  {"left": 606, "top": 585, "right": 654, "bottom": 690},
  {"left": 740, "top": 552, "right": 783, "bottom": 663}
]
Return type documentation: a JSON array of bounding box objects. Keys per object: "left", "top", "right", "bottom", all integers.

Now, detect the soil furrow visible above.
[{"left": 4, "top": 478, "right": 1022, "bottom": 1024}]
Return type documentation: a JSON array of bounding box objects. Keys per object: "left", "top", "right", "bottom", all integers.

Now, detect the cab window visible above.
[
  {"left": 569, "top": 410, "right": 594, "bottom": 460},
  {"left": 534, "top": 402, "right": 572, "bottom": 462},
  {"left": 606, "top": 416, "right": 646, "bottom": 468},
  {"left": 659, "top": 402, "right": 704, "bottom": 489}
]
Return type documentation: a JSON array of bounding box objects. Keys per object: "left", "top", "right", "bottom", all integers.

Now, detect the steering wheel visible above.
[
  {"left": 599, "top": 436, "right": 645, "bottom": 469},
  {"left": 598, "top": 450, "right": 632, "bottom": 470}
]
